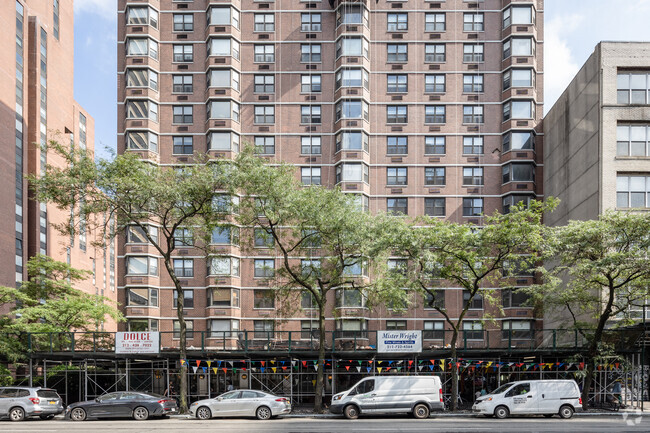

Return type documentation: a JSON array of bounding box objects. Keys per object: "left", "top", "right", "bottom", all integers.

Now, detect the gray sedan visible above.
[{"left": 189, "top": 390, "right": 291, "bottom": 420}]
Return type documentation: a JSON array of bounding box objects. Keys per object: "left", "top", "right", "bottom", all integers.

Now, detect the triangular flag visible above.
[
  {"left": 217, "top": 361, "right": 222, "bottom": 368},
  {"left": 377, "top": 367, "right": 383, "bottom": 373},
  {"left": 261, "top": 367, "right": 265, "bottom": 373},
  {"left": 312, "top": 380, "right": 316, "bottom": 387},
  {"left": 302, "top": 361, "right": 307, "bottom": 367},
  {"left": 369, "top": 360, "right": 373, "bottom": 364},
  {"left": 222, "top": 368, "right": 227, "bottom": 373},
  {"left": 430, "top": 359, "right": 436, "bottom": 365},
  {"left": 202, "top": 366, "right": 207, "bottom": 373},
  {"left": 196, "top": 360, "right": 201, "bottom": 367},
  {"left": 261, "top": 361, "right": 266, "bottom": 367},
  {"left": 282, "top": 366, "right": 287, "bottom": 371},
  {"left": 192, "top": 366, "right": 198, "bottom": 373},
  {"left": 386, "top": 367, "right": 391, "bottom": 372},
  {"left": 228, "top": 361, "right": 233, "bottom": 367},
  {"left": 212, "top": 368, "right": 218, "bottom": 374},
  {"left": 313, "top": 364, "right": 318, "bottom": 371},
  {"left": 367, "top": 367, "right": 371, "bottom": 372},
  {"left": 356, "top": 366, "right": 361, "bottom": 372},
  {"left": 180, "top": 359, "right": 186, "bottom": 366},
  {"left": 408, "top": 360, "right": 414, "bottom": 367},
  {"left": 271, "top": 360, "right": 276, "bottom": 365},
  {"left": 358, "top": 360, "right": 362, "bottom": 365},
  {"left": 418, "top": 365, "right": 424, "bottom": 371},
  {"left": 388, "top": 361, "right": 394, "bottom": 366},
  {"left": 345, "top": 366, "right": 350, "bottom": 371},
  {"left": 397, "top": 367, "right": 402, "bottom": 371},
  {"left": 429, "top": 365, "right": 434, "bottom": 371},
  {"left": 206, "top": 361, "right": 212, "bottom": 368},
  {"left": 272, "top": 367, "right": 277, "bottom": 373},
  {"left": 292, "top": 360, "right": 297, "bottom": 366}
]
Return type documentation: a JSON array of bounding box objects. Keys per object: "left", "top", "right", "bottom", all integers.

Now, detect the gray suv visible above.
[{"left": 0, "top": 387, "right": 64, "bottom": 421}]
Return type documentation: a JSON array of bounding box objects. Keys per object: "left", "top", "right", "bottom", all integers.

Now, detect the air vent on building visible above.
[
  {"left": 258, "top": 34, "right": 269, "bottom": 40},
  {"left": 179, "top": 249, "right": 189, "bottom": 254},
  {"left": 259, "top": 127, "right": 270, "bottom": 132},
  {"left": 211, "top": 310, "right": 227, "bottom": 316},
  {"left": 468, "top": 3, "right": 479, "bottom": 8},
  {"left": 429, "top": 34, "right": 441, "bottom": 39},
  {"left": 391, "top": 157, "right": 403, "bottom": 163},
  {"left": 429, "top": 127, "right": 441, "bottom": 132},
  {"left": 391, "top": 127, "right": 403, "bottom": 132},
  {"left": 130, "top": 277, "right": 143, "bottom": 283},
  {"left": 516, "top": 184, "right": 529, "bottom": 189},
  {"left": 391, "top": 95, "right": 403, "bottom": 101},
  {"left": 131, "top": 90, "right": 143, "bottom": 95},
  {"left": 428, "top": 188, "right": 441, "bottom": 194},
  {"left": 467, "top": 95, "right": 479, "bottom": 101},
  {"left": 468, "top": 188, "right": 479, "bottom": 194},
  {"left": 516, "top": 26, "right": 530, "bottom": 32},
  {"left": 517, "top": 279, "right": 529, "bottom": 285},
  {"left": 214, "top": 89, "right": 226, "bottom": 95},
  {"left": 516, "top": 58, "right": 529, "bottom": 63},
  {"left": 132, "top": 26, "right": 143, "bottom": 32},
  {"left": 347, "top": 89, "right": 358, "bottom": 95},
  {"left": 259, "top": 64, "right": 270, "bottom": 70},
  {"left": 176, "top": 34, "right": 187, "bottom": 40},
  {"left": 258, "top": 3, "right": 270, "bottom": 9},
  {"left": 516, "top": 90, "right": 529, "bottom": 95},
  {"left": 309, "top": 126, "right": 317, "bottom": 131},
  {"left": 177, "top": 95, "right": 188, "bottom": 101},
  {"left": 468, "top": 64, "right": 479, "bottom": 70},
  {"left": 345, "top": 184, "right": 358, "bottom": 190},
  {"left": 306, "top": 34, "right": 316, "bottom": 39},
  {"left": 347, "top": 58, "right": 359, "bottom": 63},
  {"left": 307, "top": 95, "right": 317, "bottom": 101},
  {"left": 429, "top": 65, "right": 441, "bottom": 71},
  {"left": 391, "top": 3, "right": 403, "bottom": 8},
  {"left": 306, "top": 3, "right": 317, "bottom": 8},
  {"left": 467, "top": 34, "right": 478, "bottom": 39},
  {"left": 429, "top": 95, "right": 440, "bottom": 101},
  {"left": 309, "top": 157, "right": 317, "bottom": 162},
  {"left": 467, "top": 126, "right": 479, "bottom": 132},
  {"left": 177, "top": 127, "right": 188, "bottom": 132},
  {"left": 428, "top": 158, "right": 441, "bottom": 163},
  {"left": 178, "top": 64, "right": 189, "bottom": 69},
  {"left": 391, "top": 65, "right": 403, "bottom": 70},
  {"left": 258, "top": 95, "right": 269, "bottom": 101},
  {"left": 430, "top": 3, "right": 442, "bottom": 8},
  {"left": 214, "top": 121, "right": 226, "bottom": 127},
  {"left": 131, "top": 121, "right": 143, "bottom": 126},
  {"left": 214, "top": 26, "right": 226, "bottom": 32},
  {"left": 214, "top": 153, "right": 225, "bottom": 158},
  {"left": 132, "top": 58, "right": 143, "bottom": 64},
  {"left": 516, "top": 121, "right": 529, "bottom": 126},
  {"left": 176, "top": 3, "right": 188, "bottom": 9},
  {"left": 467, "top": 157, "right": 479, "bottom": 163},
  {"left": 391, "top": 188, "right": 403, "bottom": 194},
  {"left": 306, "top": 64, "right": 317, "bottom": 69},
  {"left": 131, "top": 247, "right": 143, "bottom": 253},
  {"left": 392, "top": 34, "right": 403, "bottom": 39},
  {"left": 131, "top": 309, "right": 144, "bottom": 315},
  {"left": 346, "top": 121, "right": 358, "bottom": 127},
  {"left": 346, "top": 153, "right": 358, "bottom": 158},
  {"left": 516, "top": 310, "right": 529, "bottom": 316},
  {"left": 516, "top": 152, "right": 528, "bottom": 157},
  {"left": 214, "top": 58, "right": 226, "bottom": 64},
  {"left": 346, "top": 26, "right": 358, "bottom": 32}
]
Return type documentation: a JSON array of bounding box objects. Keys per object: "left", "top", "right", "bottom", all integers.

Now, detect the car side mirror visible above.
[{"left": 217, "top": 397, "right": 223, "bottom": 401}]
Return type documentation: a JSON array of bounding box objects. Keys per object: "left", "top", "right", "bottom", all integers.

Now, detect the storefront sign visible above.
[
  {"left": 377, "top": 330, "right": 422, "bottom": 353},
  {"left": 115, "top": 332, "right": 160, "bottom": 354}
]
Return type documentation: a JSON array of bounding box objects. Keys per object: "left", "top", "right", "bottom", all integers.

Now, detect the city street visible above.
[{"left": 2, "top": 416, "right": 649, "bottom": 433}]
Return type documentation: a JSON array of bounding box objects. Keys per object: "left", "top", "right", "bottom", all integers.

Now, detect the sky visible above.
[{"left": 73, "top": 0, "right": 650, "bottom": 161}]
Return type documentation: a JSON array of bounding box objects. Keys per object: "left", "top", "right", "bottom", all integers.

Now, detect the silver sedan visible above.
[{"left": 189, "top": 390, "right": 291, "bottom": 420}]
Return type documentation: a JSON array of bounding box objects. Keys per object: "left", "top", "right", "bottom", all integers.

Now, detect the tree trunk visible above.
[
  {"left": 450, "top": 331, "right": 459, "bottom": 412},
  {"left": 313, "top": 307, "right": 326, "bottom": 413},
  {"left": 581, "top": 321, "right": 607, "bottom": 410}
]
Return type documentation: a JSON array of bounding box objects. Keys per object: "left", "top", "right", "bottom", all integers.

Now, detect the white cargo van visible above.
[
  {"left": 472, "top": 380, "right": 582, "bottom": 419},
  {"left": 330, "top": 375, "right": 444, "bottom": 419}
]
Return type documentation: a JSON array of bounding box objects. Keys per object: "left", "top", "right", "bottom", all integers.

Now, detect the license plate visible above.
[{"left": 49, "top": 401, "right": 56, "bottom": 405}]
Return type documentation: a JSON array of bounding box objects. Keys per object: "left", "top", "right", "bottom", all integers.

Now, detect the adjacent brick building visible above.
[
  {"left": 0, "top": 0, "right": 117, "bottom": 330},
  {"left": 117, "top": 0, "right": 544, "bottom": 348}
]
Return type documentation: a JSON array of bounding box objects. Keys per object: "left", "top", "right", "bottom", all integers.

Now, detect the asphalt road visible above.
[{"left": 2, "top": 416, "right": 649, "bottom": 433}]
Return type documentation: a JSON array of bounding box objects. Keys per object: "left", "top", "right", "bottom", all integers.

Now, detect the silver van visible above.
[
  {"left": 330, "top": 375, "right": 444, "bottom": 419},
  {"left": 472, "top": 380, "right": 582, "bottom": 419},
  {"left": 0, "top": 387, "right": 64, "bottom": 421}
]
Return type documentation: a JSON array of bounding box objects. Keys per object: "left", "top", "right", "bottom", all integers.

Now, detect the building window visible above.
[
  {"left": 210, "top": 38, "right": 239, "bottom": 59},
  {"left": 463, "top": 198, "right": 483, "bottom": 216},
  {"left": 425, "top": 106, "right": 446, "bottom": 124},
  {"left": 502, "top": 195, "right": 533, "bottom": 214},
  {"left": 209, "top": 319, "right": 239, "bottom": 338},
  {"left": 173, "top": 259, "right": 194, "bottom": 278},
  {"left": 503, "top": 69, "right": 533, "bottom": 90},
  {"left": 126, "top": 288, "right": 158, "bottom": 307},
  {"left": 254, "top": 75, "right": 275, "bottom": 93},
  {"left": 424, "top": 167, "right": 445, "bottom": 186},
  {"left": 337, "top": 5, "right": 368, "bottom": 27},
  {"left": 336, "top": 319, "right": 367, "bottom": 338},
  {"left": 301, "top": 74, "right": 321, "bottom": 93},
  {"left": 464, "top": 13, "right": 484, "bottom": 31},
  {"left": 208, "top": 288, "right": 240, "bottom": 308},
  {"left": 336, "top": 163, "right": 369, "bottom": 183},
  {"left": 208, "top": 256, "right": 240, "bottom": 276},
  {"left": 387, "top": 13, "right": 408, "bottom": 31},
  {"left": 337, "top": 37, "right": 368, "bottom": 58},
  {"left": 126, "top": 131, "right": 158, "bottom": 152},
  {"left": 127, "top": 6, "right": 158, "bottom": 29},
  {"left": 254, "top": 289, "right": 275, "bottom": 309},
  {"left": 173, "top": 14, "right": 194, "bottom": 32},
  {"left": 254, "top": 320, "right": 274, "bottom": 339},
  {"left": 173, "top": 290, "right": 194, "bottom": 310},
  {"left": 127, "top": 38, "right": 158, "bottom": 59},
  {"left": 424, "top": 136, "right": 446, "bottom": 155},
  {"left": 301, "top": 321, "right": 319, "bottom": 339},
  {"left": 173, "top": 320, "right": 194, "bottom": 339},
  {"left": 502, "top": 131, "right": 534, "bottom": 151},
  {"left": 387, "top": 167, "right": 408, "bottom": 186},
  {"left": 127, "top": 100, "right": 158, "bottom": 122},
  {"left": 254, "top": 45, "right": 275, "bottom": 63},
  {"left": 173, "top": 44, "right": 193, "bottom": 62},
  {"left": 128, "top": 319, "right": 158, "bottom": 332},
  {"left": 208, "top": 101, "right": 240, "bottom": 121},
  {"left": 502, "top": 320, "right": 533, "bottom": 340},
  {"left": 173, "top": 227, "right": 193, "bottom": 246},
  {"left": 425, "top": 198, "right": 445, "bottom": 217},
  {"left": 463, "top": 105, "right": 484, "bottom": 123},
  {"left": 502, "top": 163, "right": 535, "bottom": 184},
  {"left": 209, "top": 69, "right": 239, "bottom": 91},
  {"left": 425, "top": 44, "right": 446, "bottom": 63},
  {"left": 254, "top": 259, "right": 275, "bottom": 278},
  {"left": 172, "top": 106, "right": 193, "bottom": 124},
  {"left": 301, "top": 13, "right": 322, "bottom": 32},
  {"left": 503, "top": 100, "right": 534, "bottom": 121},
  {"left": 387, "top": 44, "right": 408, "bottom": 62},
  {"left": 209, "top": 6, "right": 239, "bottom": 29},
  {"left": 254, "top": 227, "right": 274, "bottom": 248},
  {"left": 463, "top": 44, "right": 484, "bottom": 62},
  {"left": 254, "top": 13, "right": 275, "bottom": 32},
  {"left": 336, "top": 68, "right": 369, "bottom": 89},
  {"left": 617, "top": 72, "right": 650, "bottom": 104},
  {"left": 209, "top": 132, "right": 239, "bottom": 152},
  {"left": 336, "top": 289, "right": 364, "bottom": 308},
  {"left": 617, "top": 175, "right": 650, "bottom": 208},
  {"left": 502, "top": 288, "right": 530, "bottom": 308},
  {"left": 424, "top": 321, "right": 444, "bottom": 340},
  {"left": 503, "top": 37, "right": 534, "bottom": 59},
  {"left": 503, "top": 5, "right": 534, "bottom": 28},
  {"left": 387, "top": 74, "right": 407, "bottom": 93},
  {"left": 336, "top": 100, "right": 367, "bottom": 121},
  {"left": 387, "top": 136, "right": 408, "bottom": 155},
  {"left": 425, "top": 74, "right": 445, "bottom": 93},
  {"left": 254, "top": 106, "right": 275, "bottom": 124},
  {"left": 425, "top": 13, "right": 445, "bottom": 32},
  {"left": 254, "top": 136, "right": 275, "bottom": 154},
  {"left": 463, "top": 167, "right": 484, "bottom": 185},
  {"left": 387, "top": 105, "right": 407, "bottom": 124},
  {"left": 301, "top": 291, "right": 316, "bottom": 310},
  {"left": 127, "top": 69, "right": 158, "bottom": 91},
  {"left": 301, "top": 44, "right": 321, "bottom": 62},
  {"left": 387, "top": 198, "right": 408, "bottom": 215},
  {"left": 127, "top": 225, "right": 158, "bottom": 244},
  {"left": 172, "top": 75, "right": 192, "bottom": 93},
  {"left": 462, "top": 136, "right": 483, "bottom": 155},
  {"left": 126, "top": 256, "right": 158, "bottom": 276},
  {"left": 617, "top": 124, "right": 650, "bottom": 156},
  {"left": 336, "top": 131, "right": 369, "bottom": 153},
  {"left": 211, "top": 226, "right": 239, "bottom": 245},
  {"left": 301, "top": 136, "right": 321, "bottom": 154},
  {"left": 301, "top": 259, "right": 321, "bottom": 278},
  {"left": 301, "top": 167, "right": 322, "bottom": 185},
  {"left": 462, "top": 321, "right": 483, "bottom": 340},
  {"left": 301, "top": 105, "right": 322, "bottom": 124},
  {"left": 386, "top": 320, "right": 407, "bottom": 331},
  {"left": 463, "top": 74, "right": 484, "bottom": 93}
]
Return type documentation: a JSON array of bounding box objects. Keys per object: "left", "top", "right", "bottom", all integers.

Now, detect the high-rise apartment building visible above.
[
  {"left": 0, "top": 0, "right": 117, "bottom": 329},
  {"left": 117, "top": 0, "right": 543, "bottom": 346}
]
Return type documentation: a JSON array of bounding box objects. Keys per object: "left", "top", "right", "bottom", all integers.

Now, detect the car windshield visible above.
[
  {"left": 490, "top": 383, "right": 513, "bottom": 395},
  {"left": 37, "top": 390, "right": 60, "bottom": 399}
]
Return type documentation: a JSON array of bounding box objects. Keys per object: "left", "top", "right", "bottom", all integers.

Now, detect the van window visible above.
[
  {"left": 355, "top": 379, "right": 375, "bottom": 395},
  {"left": 37, "top": 390, "right": 60, "bottom": 399},
  {"left": 505, "top": 383, "right": 530, "bottom": 397},
  {"left": 490, "top": 383, "right": 513, "bottom": 395}
]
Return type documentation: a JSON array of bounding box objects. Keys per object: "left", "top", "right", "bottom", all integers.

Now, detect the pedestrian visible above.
[
  {"left": 227, "top": 383, "right": 234, "bottom": 391},
  {"left": 480, "top": 388, "right": 487, "bottom": 396},
  {"left": 475, "top": 390, "right": 481, "bottom": 400},
  {"left": 612, "top": 380, "right": 622, "bottom": 405}
]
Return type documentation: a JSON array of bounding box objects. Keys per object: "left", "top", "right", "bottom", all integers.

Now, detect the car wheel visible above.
[
  {"left": 70, "top": 408, "right": 87, "bottom": 421},
  {"left": 256, "top": 406, "right": 272, "bottom": 420},
  {"left": 9, "top": 407, "right": 25, "bottom": 422},
  {"left": 412, "top": 403, "right": 430, "bottom": 419},
  {"left": 343, "top": 405, "right": 359, "bottom": 420},
  {"left": 559, "top": 405, "right": 574, "bottom": 419},
  {"left": 543, "top": 414, "right": 554, "bottom": 418},
  {"left": 494, "top": 405, "right": 509, "bottom": 419},
  {"left": 196, "top": 406, "right": 212, "bottom": 420},
  {"left": 40, "top": 414, "right": 55, "bottom": 420},
  {"left": 133, "top": 406, "right": 149, "bottom": 421}
]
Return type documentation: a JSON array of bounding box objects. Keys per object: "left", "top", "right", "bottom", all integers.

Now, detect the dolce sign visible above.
[
  {"left": 115, "top": 332, "right": 160, "bottom": 354},
  {"left": 377, "top": 330, "right": 422, "bottom": 353}
]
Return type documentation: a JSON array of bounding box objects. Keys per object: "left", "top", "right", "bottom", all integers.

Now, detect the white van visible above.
[
  {"left": 472, "top": 380, "right": 582, "bottom": 419},
  {"left": 330, "top": 375, "right": 444, "bottom": 419}
]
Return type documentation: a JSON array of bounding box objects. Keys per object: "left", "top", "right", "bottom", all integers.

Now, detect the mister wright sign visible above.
[{"left": 377, "top": 330, "right": 422, "bottom": 353}]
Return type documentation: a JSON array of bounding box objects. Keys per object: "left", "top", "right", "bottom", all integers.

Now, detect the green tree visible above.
[
  {"left": 531, "top": 211, "right": 650, "bottom": 409},
  {"left": 0, "top": 255, "right": 123, "bottom": 361},
  {"left": 382, "top": 200, "right": 555, "bottom": 411},
  {"left": 30, "top": 143, "right": 233, "bottom": 413},
  {"left": 235, "top": 151, "right": 393, "bottom": 413}
]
